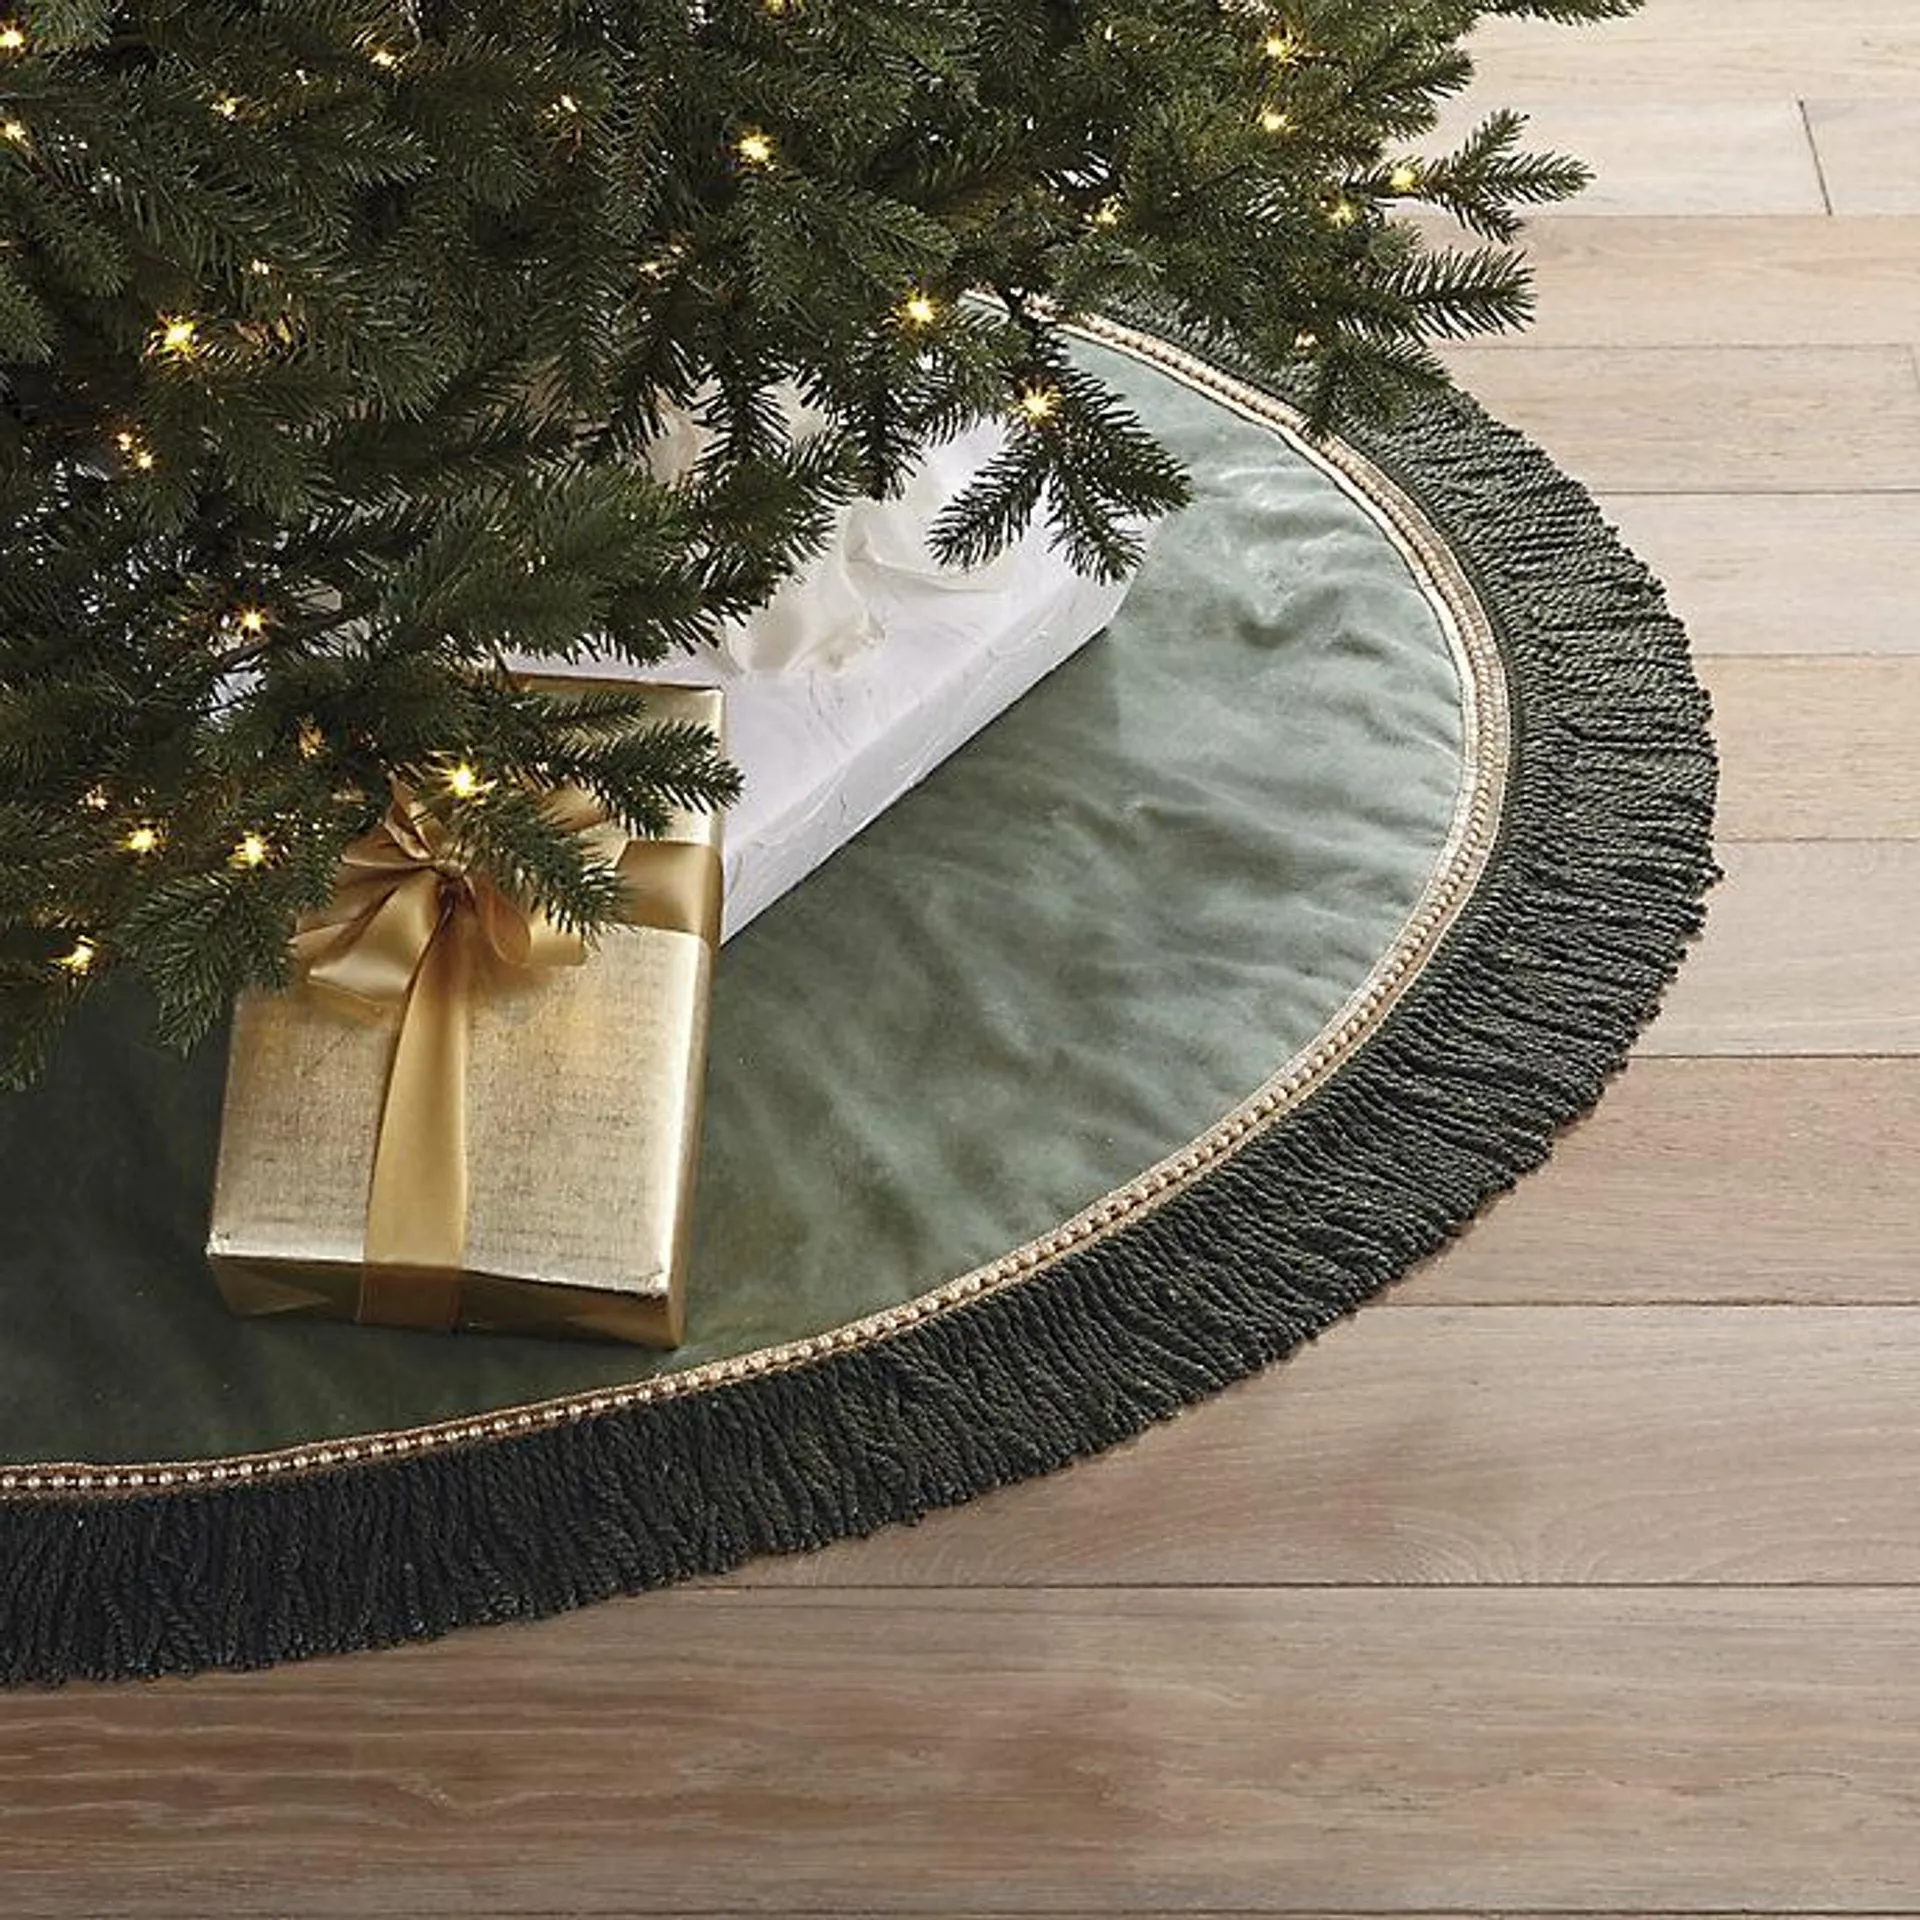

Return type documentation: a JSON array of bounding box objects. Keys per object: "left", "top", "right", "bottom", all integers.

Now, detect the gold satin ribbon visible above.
[{"left": 291, "top": 789, "right": 720, "bottom": 1332}]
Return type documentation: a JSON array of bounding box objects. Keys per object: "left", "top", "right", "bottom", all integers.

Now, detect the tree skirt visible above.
[{"left": 0, "top": 318, "right": 1717, "bottom": 1684}]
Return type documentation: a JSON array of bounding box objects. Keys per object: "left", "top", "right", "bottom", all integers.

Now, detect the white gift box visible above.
[{"left": 521, "top": 417, "right": 1136, "bottom": 939}]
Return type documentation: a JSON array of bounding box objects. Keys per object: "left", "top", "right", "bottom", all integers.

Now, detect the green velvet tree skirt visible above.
[{"left": 0, "top": 318, "right": 1718, "bottom": 1684}]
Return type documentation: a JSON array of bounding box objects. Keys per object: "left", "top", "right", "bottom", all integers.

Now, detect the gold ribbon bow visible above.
[{"left": 291, "top": 787, "right": 720, "bottom": 1332}]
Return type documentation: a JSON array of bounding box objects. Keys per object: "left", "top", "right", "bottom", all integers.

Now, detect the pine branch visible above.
[{"left": 0, "top": 0, "right": 1647, "bottom": 1079}]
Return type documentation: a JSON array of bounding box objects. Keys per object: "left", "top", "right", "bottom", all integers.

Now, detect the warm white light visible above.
[
  {"left": 736, "top": 129, "right": 775, "bottom": 166},
  {"left": 233, "top": 833, "right": 271, "bottom": 868},
  {"left": 446, "top": 763, "right": 482, "bottom": 800},
  {"left": 901, "top": 291, "right": 939, "bottom": 327},
  {"left": 57, "top": 938, "right": 96, "bottom": 975},
  {"left": 1016, "top": 386, "right": 1060, "bottom": 423}
]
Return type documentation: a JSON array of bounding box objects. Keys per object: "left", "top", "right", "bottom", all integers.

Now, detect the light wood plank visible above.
[
  {"left": 1416, "top": 1059, "right": 1920, "bottom": 1307},
  {"left": 8, "top": 1590, "right": 1920, "bottom": 1913},
  {"left": 1705, "top": 657, "right": 1920, "bottom": 841},
  {"left": 1806, "top": 102, "right": 1920, "bottom": 215},
  {"left": 738, "top": 1309, "right": 1920, "bottom": 1587},
  {"left": 1439, "top": 345, "right": 1920, "bottom": 493},
  {"left": 1596, "top": 494, "right": 1920, "bottom": 657},
  {"left": 1426, "top": 97, "right": 1825, "bottom": 216},
  {"left": 1644, "top": 842, "right": 1920, "bottom": 1057},
  {"left": 1433, "top": 216, "right": 1920, "bottom": 349},
  {"left": 1469, "top": 0, "right": 1920, "bottom": 99}
]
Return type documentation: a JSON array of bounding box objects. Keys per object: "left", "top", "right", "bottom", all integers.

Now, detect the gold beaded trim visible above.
[{"left": 1, "top": 316, "right": 1510, "bottom": 1501}]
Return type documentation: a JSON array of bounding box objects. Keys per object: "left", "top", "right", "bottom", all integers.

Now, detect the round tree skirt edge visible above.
[{"left": 0, "top": 315, "right": 1719, "bottom": 1685}]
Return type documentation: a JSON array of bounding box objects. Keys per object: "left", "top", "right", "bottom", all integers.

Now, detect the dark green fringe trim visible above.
[{"left": 0, "top": 338, "right": 1718, "bottom": 1686}]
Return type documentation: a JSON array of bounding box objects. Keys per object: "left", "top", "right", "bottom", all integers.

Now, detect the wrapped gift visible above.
[
  {"left": 205, "top": 684, "right": 723, "bottom": 1347},
  {"left": 519, "top": 416, "right": 1137, "bottom": 938}
]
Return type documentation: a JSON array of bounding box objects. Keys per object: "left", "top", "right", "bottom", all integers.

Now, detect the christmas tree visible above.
[{"left": 0, "top": 0, "right": 1639, "bottom": 1085}]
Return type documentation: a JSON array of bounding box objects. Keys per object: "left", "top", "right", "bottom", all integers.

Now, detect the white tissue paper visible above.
[{"left": 521, "top": 395, "right": 1139, "bottom": 940}]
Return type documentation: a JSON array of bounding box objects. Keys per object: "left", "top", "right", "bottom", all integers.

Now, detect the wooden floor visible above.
[{"left": 7, "top": 3, "right": 1920, "bottom": 1912}]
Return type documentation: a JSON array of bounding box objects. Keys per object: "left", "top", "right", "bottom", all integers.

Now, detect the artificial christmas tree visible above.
[{"left": 0, "top": 0, "right": 1641, "bottom": 1089}]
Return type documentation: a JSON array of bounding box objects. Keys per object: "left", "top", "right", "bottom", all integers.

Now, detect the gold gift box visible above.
[{"left": 205, "top": 683, "right": 723, "bottom": 1347}]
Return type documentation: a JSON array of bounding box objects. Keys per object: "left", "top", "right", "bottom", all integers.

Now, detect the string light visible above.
[
  {"left": 1328, "top": 198, "right": 1359, "bottom": 227},
  {"left": 296, "top": 719, "right": 326, "bottom": 761},
  {"left": 155, "top": 316, "right": 199, "bottom": 357},
  {"left": 213, "top": 96, "right": 242, "bottom": 119},
  {"left": 444, "top": 762, "right": 488, "bottom": 800},
  {"left": 1015, "top": 385, "right": 1060, "bottom": 424},
  {"left": 232, "top": 832, "right": 271, "bottom": 869},
  {"left": 80, "top": 787, "right": 110, "bottom": 813},
  {"left": 115, "top": 429, "right": 155, "bottom": 471},
  {"left": 736, "top": 129, "right": 775, "bottom": 167},
  {"left": 0, "top": 24, "right": 25, "bottom": 53},
  {"left": 57, "top": 938, "right": 96, "bottom": 976},
  {"left": 247, "top": 257, "right": 273, "bottom": 276},
  {"left": 639, "top": 242, "right": 685, "bottom": 280},
  {"left": 124, "top": 824, "right": 162, "bottom": 856},
  {"left": 2, "top": 121, "right": 27, "bottom": 146},
  {"left": 900, "top": 290, "right": 939, "bottom": 327},
  {"left": 1092, "top": 197, "right": 1122, "bottom": 228},
  {"left": 1262, "top": 31, "right": 1301, "bottom": 63},
  {"left": 1389, "top": 163, "right": 1421, "bottom": 193},
  {"left": 1258, "top": 108, "right": 1291, "bottom": 135},
  {"left": 763, "top": 0, "right": 794, "bottom": 14},
  {"left": 1293, "top": 328, "right": 1319, "bottom": 352},
  {"left": 368, "top": 47, "right": 399, "bottom": 69},
  {"left": 554, "top": 93, "right": 579, "bottom": 114}
]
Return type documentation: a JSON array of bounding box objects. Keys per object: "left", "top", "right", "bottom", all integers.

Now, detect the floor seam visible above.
[{"left": 1799, "top": 96, "right": 1838, "bottom": 214}]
